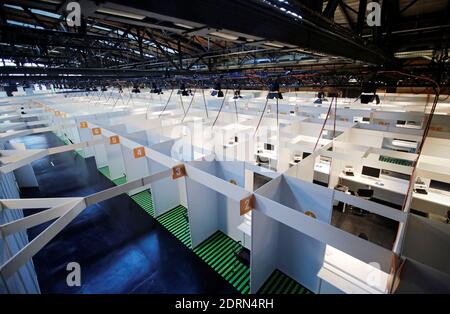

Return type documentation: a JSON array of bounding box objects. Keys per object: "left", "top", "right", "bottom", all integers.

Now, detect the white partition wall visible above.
[
  {"left": 105, "top": 135, "right": 126, "bottom": 180},
  {"left": 77, "top": 123, "right": 94, "bottom": 157},
  {"left": 149, "top": 139, "right": 183, "bottom": 215},
  {"left": 251, "top": 175, "right": 333, "bottom": 293},
  {"left": 121, "top": 142, "right": 150, "bottom": 195},
  {"left": 92, "top": 130, "right": 108, "bottom": 169},
  {"left": 185, "top": 159, "right": 247, "bottom": 248}
]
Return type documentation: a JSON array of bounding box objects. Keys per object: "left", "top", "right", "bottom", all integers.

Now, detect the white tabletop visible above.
[
  {"left": 237, "top": 221, "right": 251, "bottom": 236},
  {"left": 318, "top": 245, "right": 388, "bottom": 294},
  {"left": 413, "top": 189, "right": 450, "bottom": 207},
  {"left": 339, "top": 172, "right": 409, "bottom": 195}
]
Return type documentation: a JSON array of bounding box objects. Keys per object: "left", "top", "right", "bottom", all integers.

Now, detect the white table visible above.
[
  {"left": 339, "top": 172, "right": 409, "bottom": 205},
  {"left": 318, "top": 245, "right": 389, "bottom": 294},
  {"left": 411, "top": 189, "right": 450, "bottom": 217}
]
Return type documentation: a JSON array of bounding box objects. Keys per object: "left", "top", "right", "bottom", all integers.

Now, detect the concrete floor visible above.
[
  {"left": 331, "top": 203, "right": 399, "bottom": 250},
  {"left": 17, "top": 132, "right": 237, "bottom": 294}
]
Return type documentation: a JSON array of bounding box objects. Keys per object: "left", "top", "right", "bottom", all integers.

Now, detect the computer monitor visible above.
[
  {"left": 429, "top": 180, "right": 450, "bottom": 192},
  {"left": 302, "top": 152, "right": 311, "bottom": 159},
  {"left": 264, "top": 143, "right": 274, "bottom": 151},
  {"left": 362, "top": 166, "right": 381, "bottom": 178}
]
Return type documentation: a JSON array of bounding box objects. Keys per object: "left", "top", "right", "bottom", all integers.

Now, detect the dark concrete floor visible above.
[
  {"left": 331, "top": 200, "right": 399, "bottom": 250},
  {"left": 16, "top": 132, "right": 237, "bottom": 294}
]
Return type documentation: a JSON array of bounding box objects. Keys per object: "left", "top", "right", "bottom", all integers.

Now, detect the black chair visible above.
[
  {"left": 256, "top": 154, "right": 269, "bottom": 167},
  {"left": 358, "top": 233, "right": 369, "bottom": 241},
  {"left": 354, "top": 189, "right": 374, "bottom": 216},
  {"left": 232, "top": 241, "right": 250, "bottom": 273}
]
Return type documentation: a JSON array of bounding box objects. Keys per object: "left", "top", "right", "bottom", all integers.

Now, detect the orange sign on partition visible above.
[
  {"left": 79, "top": 121, "right": 88, "bottom": 128},
  {"left": 240, "top": 194, "right": 255, "bottom": 216},
  {"left": 133, "top": 146, "right": 145, "bottom": 159},
  {"left": 92, "top": 127, "right": 102, "bottom": 136},
  {"left": 109, "top": 135, "right": 120, "bottom": 145},
  {"left": 172, "top": 164, "right": 186, "bottom": 179}
]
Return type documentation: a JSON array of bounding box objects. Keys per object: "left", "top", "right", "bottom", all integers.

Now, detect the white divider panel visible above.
[
  {"left": 186, "top": 175, "right": 219, "bottom": 248},
  {"left": 149, "top": 139, "right": 182, "bottom": 216},
  {"left": 92, "top": 134, "right": 108, "bottom": 169},
  {"left": 216, "top": 161, "right": 245, "bottom": 243},
  {"left": 121, "top": 145, "right": 149, "bottom": 195},
  {"left": 105, "top": 137, "right": 126, "bottom": 180},
  {"left": 253, "top": 175, "right": 333, "bottom": 293},
  {"left": 253, "top": 193, "right": 393, "bottom": 273},
  {"left": 77, "top": 123, "right": 94, "bottom": 157},
  {"left": 4, "top": 143, "right": 38, "bottom": 188},
  {"left": 250, "top": 209, "right": 280, "bottom": 293},
  {"left": 402, "top": 214, "right": 450, "bottom": 276}
]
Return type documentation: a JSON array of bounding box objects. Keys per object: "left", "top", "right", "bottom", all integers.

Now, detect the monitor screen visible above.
[
  {"left": 429, "top": 180, "right": 450, "bottom": 192},
  {"left": 302, "top": 152, "right": 311, "bottom": 159},
  {"left": 362, "top": 166, "right": 380, "bottom": 178},
  {"left": 264, "top": 143, "right": 274, "bottom": 151}
]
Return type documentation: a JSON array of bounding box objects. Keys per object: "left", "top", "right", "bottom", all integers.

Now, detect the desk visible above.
[
  {"left": 314, "top": 162, "right": 330, "bottom": 184},
  {"left": 318, "top": 245, "right": 388, "bottom": 294},
  {"left": 340, "top": 172, "right": 450, "bottom": 216},
  {"left": 256, "top": 150, "right": 277, "bottom": 161},
  {"left": 339, "top": 172, "right": 408, "bottom": 205},
  {"left": 223, "top": 141, "right": 238, "bottom": 148},
  {"left": 237, "top": 213, "right": 252, "bottom": 249},
  {"left": 411, "top": 189, "right": 450, "bottom": 217}
]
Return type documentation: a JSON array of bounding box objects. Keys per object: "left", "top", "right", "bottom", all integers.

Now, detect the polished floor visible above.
[{"left": 16, "top": 132, "right": 237, "bottom": 294}]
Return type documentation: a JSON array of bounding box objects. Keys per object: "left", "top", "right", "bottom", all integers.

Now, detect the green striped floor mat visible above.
[
  {"left": 257, "top": 269, "right": 310, "bottom": 294},
  {"left": 97, "top": 166, "right": 127, "bottom": 185},
  {"left": 193, "top": 231, "right": 250, "bottom": 294},
  {"left": 130, "top": 191, "right": 154, "bottom": 217},
  {"left": 156, "top": 205, "right": 192, "bottom": 249}
]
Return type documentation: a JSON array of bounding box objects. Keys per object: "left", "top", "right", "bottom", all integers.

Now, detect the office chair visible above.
[
  {"left": 256, "top": 155, "right": 269, "bottom": 167},
  {"left": 358, "top": 233, "right": 369, "bottom": 241},
  {"left": 232, "top": 241, "right": 250, "bottom": 273},
  {"left": 354, "top": 189, "right": 374, "bottom": 216}
]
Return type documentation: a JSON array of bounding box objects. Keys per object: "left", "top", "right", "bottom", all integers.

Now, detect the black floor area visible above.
[
  {"left": 331, "top": 198, "right": 400, "bottom": 250},
  {"left": 15, "top": 132, "right": 237, "bottom": 294}
]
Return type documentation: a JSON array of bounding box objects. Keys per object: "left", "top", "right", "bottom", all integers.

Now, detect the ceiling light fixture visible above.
[
  {"left": 210, "top": 31, "right": 239, "bottom": 41},
  {"left": 174, "top": 23, "right": 194, "bottom": 29},
  {"left": 264, "top": 42, "right": 284, "bottom": 48},
  {"left": 96, "top": 8, "right": 146, "bottom": 20}
]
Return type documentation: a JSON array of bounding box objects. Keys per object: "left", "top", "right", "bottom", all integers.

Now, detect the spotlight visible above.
[
  {"left": 211, "top": 81, "right": 223, "bottom": 97},
  {"left": 266, "top": 80, "right": 283, "bottom": 99},
  {"left": 132, "top": 84, "right": 141, "bottom": 93},
  {"left": 360, "top": 81, "right": 380, "bottom": 104}
]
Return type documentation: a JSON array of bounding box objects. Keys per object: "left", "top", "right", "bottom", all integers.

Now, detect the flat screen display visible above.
[
  {"left": 362, "top": 166, "right": 380, "bottom": 178},
  {"left": 302, "top": 152, "right": 311, "bottom": 159},
  {"left": 429, "top": 180, "right": 450, "bottom": 192},
  {"left": 264, "top": 143, "right": 274, "bottom": 151}
]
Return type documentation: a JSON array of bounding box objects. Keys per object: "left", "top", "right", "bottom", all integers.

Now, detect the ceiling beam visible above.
[{"left": 99, "top": 0, "right": 391, "bottom": 64}]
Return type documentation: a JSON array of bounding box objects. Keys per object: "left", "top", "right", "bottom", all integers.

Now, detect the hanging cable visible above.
[
  {"left": 253, "top": 97, "right": 269, "bottom": 138},
  {"left": 181, "top": 89, "right": 196, "bottom": 123},
  {"left": 313, "top": 96, "right": 335, "bottom": 152},
  {"left": 376, "top": 71, "right": 441, "bottom": 212},
  {"left": 179, "top": 93, "right": 186, "bottom": 115},
  {"left": 158, "top": 88, "right": 174, "bottom": 118},
  {"left": 202, "top": 89, "right": 209, "bottom": 119},
  {"left": 211, "top": 89, "right": 229, "bottom": 128}
]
